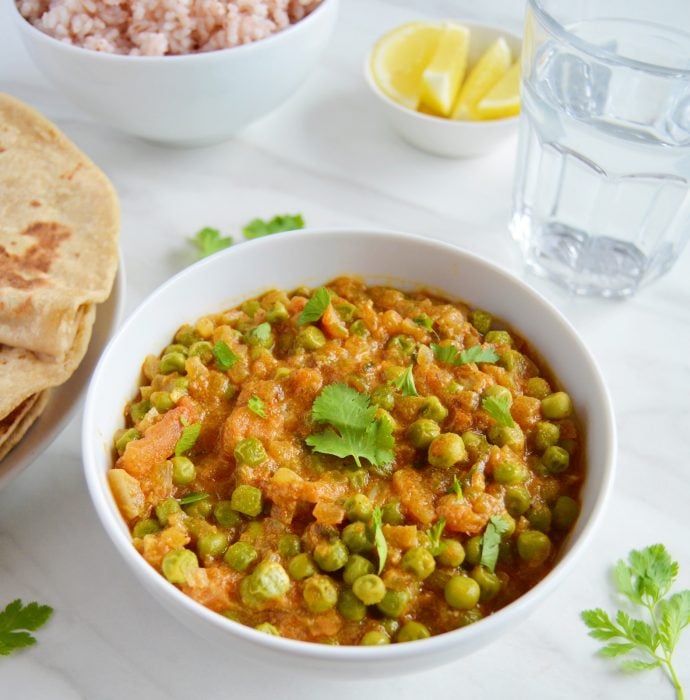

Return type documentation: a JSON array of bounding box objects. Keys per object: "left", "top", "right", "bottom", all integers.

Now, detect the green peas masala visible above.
[{"left": 108, "top": 277, "right": 584, "bottom": 645}]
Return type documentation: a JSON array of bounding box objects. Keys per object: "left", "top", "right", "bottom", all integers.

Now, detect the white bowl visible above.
[
  {"left": 82, "top": 229, "right": 615, "bottom": 679},
  {"left": 365, "top": 22, "right": 521, "bottom": 157},
  {"left": 9, "top": 0, "right": 338, "bottom": 145}
]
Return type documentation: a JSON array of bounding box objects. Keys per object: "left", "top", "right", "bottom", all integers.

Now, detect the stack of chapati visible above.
[{"left": 0, "top": 93, "right": 119, "bottom": 460}]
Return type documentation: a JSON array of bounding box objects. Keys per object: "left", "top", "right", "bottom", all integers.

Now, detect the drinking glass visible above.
[{"left": 511, "top": 0, "right": 690, "bottom": 297}]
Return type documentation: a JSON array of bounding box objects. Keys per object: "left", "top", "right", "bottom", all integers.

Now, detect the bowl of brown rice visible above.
[{"left": 10, "top": 0, "right": 339, "bottom": 145}]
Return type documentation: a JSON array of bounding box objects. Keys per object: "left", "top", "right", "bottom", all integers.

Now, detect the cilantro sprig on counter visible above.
[
  {"left": 191, "top": 227, "right": 234, "bottom": 258},
  {"left": 305, "top": 384, "right": 395, "bottom": 469},
  {"left": 582, "top": 544, "right": 689, "bottom": 699},
  {"left": 0, "top": 599, "right": 53, "bottom": 656}
]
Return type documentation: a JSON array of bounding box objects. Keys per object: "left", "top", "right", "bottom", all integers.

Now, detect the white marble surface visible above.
[{"left": 2, "top": 1, "right": 690, "bottom": 698}]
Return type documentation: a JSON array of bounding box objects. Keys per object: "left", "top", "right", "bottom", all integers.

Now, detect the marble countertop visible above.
[{"left": 1, "top": 1, "right": 689, "bottom": 698}]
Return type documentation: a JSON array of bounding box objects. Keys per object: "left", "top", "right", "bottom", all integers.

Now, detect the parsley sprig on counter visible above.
[
  {"left": 0, "top": 599, "right": 53, "bottom": 656},
  {"left": 582, "top": 544, "right": 689, "bottom": 699}
]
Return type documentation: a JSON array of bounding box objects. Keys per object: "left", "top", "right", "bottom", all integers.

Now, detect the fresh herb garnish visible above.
[
  {"left": 242, "top": 214, "right": 305, "bottom": 240},
  {"left": 247, "top": 322, "right": 271, "bottom": 345},
  {"left": 298, "top": 287, "right": 331, "bottom": 326},
  {"left": 432, "top": 343, "right": 499, "bottom": 366},
  {"left": 371, "top": 506, "right": 388, "bottom": 574},
  {"left": 178, "top": 492, "right": 209, "bottom": 506},
  {"left": 481, "top": 395, "right": 515, "bottom": 428},
  {"left": 582, "top": 544, "right": 690, "bottom": 699},
  {"left": 191, "top": 227, "right": 234, "bottom": 258},
  {"left": 393, "top": 366, "right": 418, "bottom": 397},
  {"left": 449, "top": 475, "right": 463, "bottom": 501},
  {"left": 174, "top": 422, "right": 201, "bottom": 456},
  {"left": 213, "top": 341, "right": 238, "bottom": 372},
  {"left": 0, "top": 599, "right": 53, "bottom": 656},
  {"left": 480, "top": 515, "right": 511, "bottom": 572},
  {"left": 248, "top": 395, "right": 266, "bottom": 418},
  {"left": 427, "top": 519, "right": 447, "bottom": 556},
  {"left": 413, "top": 315, "right": 434, "bottom": 332},
  {"left": 305, "top": 384, "right": 395, "bottom": 469}
]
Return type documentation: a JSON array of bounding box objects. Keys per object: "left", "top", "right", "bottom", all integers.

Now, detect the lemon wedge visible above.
[
  {"left": 370, "top": 22, "right": 443, "bottom": 110},
  {"left": 419, "top": 22, "right": 470, "bottom": 117},
  {"left": 476, "top": 61, "right": 521, "bottom": 119},
  {"left": 451, "top": 37, "right": 512, "bottom": 120}
]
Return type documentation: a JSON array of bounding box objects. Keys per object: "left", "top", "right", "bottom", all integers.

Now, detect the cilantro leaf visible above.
[
  {"left": 178, "top": 492, "right": 209, "bottom": 506},
  {"left": 213, "top": 341, "right": 238, "bottom": 372},
  {"left": 480, "top": 515, "right": 511, "bottom": 572},
  {"left": 191, "top": 227, "right": 234, "bottom": 258},
  {"left": 371, "top": 507, "right": 388, "bottom": 574},
  {"left": 432, "top": 343, "right": 499, "bottom": 366},
  {"left": 248, "top": 395, "right": 266, "bottom": 418},
  {"left": 305, "top": 384, "right": 395, "bottom": 468},
  {"left": 242, "top": 214, "right": 304, "bottom": 240},
  {"left": 298, "top": 287, "right": 331, "bottom": 326},
  {"left": 393, "top": 366, "right": 418, "bottom": 397},
  {"left": 175, "top": 422, "right": 201, "bottom": 456},
  {"left": 413, "top": 315, "right": 434, "bottom": 332},
  {"left": 0, "top": 599, "right": 53, "bottom": 656},
  {"left": 246, "top": 322, "right": 272, "bottom": 346},
  {"left": 427, "top": 519, "right": 446, "bottom": 556},
  {"left": 582, "top": 545, "right": 690, "bottom": 698},
  {"left": 448, "top": 475, "right": 463, "bottom": 501},
  {"left": 481, "top": 395, "right": 515, "bottom": 428}
]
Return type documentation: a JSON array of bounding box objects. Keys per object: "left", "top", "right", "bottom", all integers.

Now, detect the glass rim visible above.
[{"left": 528, "top": 0, "right": 690, "bottom": 78}]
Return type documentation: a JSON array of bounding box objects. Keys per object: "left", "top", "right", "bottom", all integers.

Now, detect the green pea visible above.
[
  {"left": 471, "top": 309, "right": 492, "bottom": 335},
  {"left": 171, "top": 455, "right": 196, "bottom": 486},
  {"left": 498, "top": 349, "right": 526, "bottom": 373},
  {"left": 313, "top": 539, "right": 349, "bottom": 572},
  {"left": 115, "top": 428, "right": 141, "bottom": 456},
  {"left": 303, "top": 575, "right": 338, "bottom": 613},
  {"left": 504, "top": 486, "right": 531, "bottom": 517},
  {"left": 437, "top": 539, "right": 465, "bottom": 567},
  {"left": 233, "top": 437, "right": 267, "bottom": 467},
  {"left": 407, "top": 419, "right": 441, "bottom": 449},
  {"left": 464, "top": 536, "right": 482, "bottom": 566},
  {"left": 381, "top": 501, "right": 405, "bottom": 525},
  {"left": 371, "top": 386, "right": 395, "bottom": 411},
  {"left": 130, "top": 399, "right": 151, "bottom": 424},
  {"left": 461, "top": 431, "right": 490, "bottom": 461},
  {"left": 360, "top": 630, "right": 390, "bottom": 646},
  {"left": 337, "top": 589, "right": 367, "bottom": 621},
  {"left": 240, "top": 561, "right": 291, "bottom": 608},
  {"left": 376, "top": 589, "right": 409, "bottom": 618},
  {"left": 346, "top": 469, "right": 369, "bottom": 491},
  {"left": 401, "top": 546, "right": 436, "bottom": 580},
  {"left": 188, "top": 341, "right": 214, "bottom": 364},
  {"left": 230, "top": 485, "right": 263, "bottom": 517},
  {"left": 483, "top": 384, "right": 513, "bottom": 406},
  {"left": 174, "top": 325, "right": 201, "bottom": 346},
  {"left": 541, "top": 392, "right": 573, "bottom": 419},
  {"left": 428, "top": 433, "right": 467, "bottom": 468},
  {"left": 542, "top": 445, "right": 570, "bottom": 474},
  {"left": 517, "top": 530, "right": 552, "bottom": 565},
  {"left": 352, "top": 574, "right": 386, "bottom": 605},
  {"left": 485, "top": 330, "right": 512, "bottom": 346},
  {"left": 224, "top": 542, "right": 258, "bottom": 571},
  {"left": 132, "top": 518, "right": 160, "bottom": 538},
  {"left": 245, "top": 323, "right": 273, "bottom": 348},
  {"left": 242, "top": 299, "right": 261, "bottom": 318},
  {"left": 161, "top": 548, "right": 198, "bottom": 584},
  {"left": 470, "top": 565, "right": 502, "bottom": 601},
  {"left": 197, "top": 530, "right": 228, "bottom": 559},
  {"left": 278, "top": 534, "right": 302, "bottom": 558},
  {"left": 552, "top": 496, "right": 579, "bottom": 530},
  {"left": 213, "top": 501, "right": 242, "bottom": 528},
  {"left": 444, "top": 575, "right": 481, "bottom": 610},
  {"left": 159, "top": 352, "right": 187, "bottom": 375},
  {"left": 381, "top": 618, "right": 400, "bottom": 637},
  {"left": 350, "top": 320, "right": 369, "bottom": 337},
  {"left": 343, "top": 554, "right": 375, "bottom": 585},
  {"left": 397, "top": 621, "right": 430, "bottom": 642},
  {"left": 155, "top": 498, "right": 182, "bottom": 526},
  {"left": 375, "top": 408, "right": 397, "bottom": 434},
  {"left": 487, "top": 424, "right": 525, "bottom": 450},
  {"left": 534, "top": 421, "right": 560, "bottom": 452},
  {"left": 493, "top": 461, "right": 529, "bottom": 486},
  {"left": 296, "top": 326, "right": 326, "bottom": 350},
  {"left": 341, "top": 522, "right": 372, "bottom": 554},
  {"left": 266, "top": 302, "right": 289, "bottom": 323},
  {"left": 526, "top": 377, "right": 551, "bottom": 399},
  {"left": 421, "top": 396, "right": 448, "bottom": 422},
  {"left": 150, "top": 390, "right": 174, "bottom": 413},
  {"left": 184, "top": 497, "right": 213, "bottom": 520},
  {"left": 164, "top": 343, "right": 189, "bottom": 357},
  {"left": 255, "top": 622, "right": 280, "bottom": 636},
  {"left": 288, "top": 553, "right": 316, "bottom": 580},
  {"left": 526, "top": 504, "right": 552, "bottom": 533},
  {"left": 387, "top": 334, "right": 416, "bottom": 358},
  {"left": 344, "top": 494, "right": 373, "bottom": 522},
  {"left": 169, "top": 377, "right": 190, "bottom": 402}
]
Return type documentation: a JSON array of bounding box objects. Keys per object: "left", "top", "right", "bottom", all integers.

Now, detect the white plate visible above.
[{"left": 0, "top": 261, "right": 126, "bottom": 490}]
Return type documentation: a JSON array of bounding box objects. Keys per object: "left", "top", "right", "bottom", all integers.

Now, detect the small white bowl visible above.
[
  {"left": 82, "top": 229, "right": 616, "bottom": 679},
  {"left": 365, "top": 22, "right": 521, "bottom": 157},
  {"left": 8, "top": 0, "right": 338, "bottom": 146}
]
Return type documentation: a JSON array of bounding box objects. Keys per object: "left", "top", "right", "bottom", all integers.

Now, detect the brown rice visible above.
[{"left": 17, "top": 0, "right": 323, "bottom": 56}]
